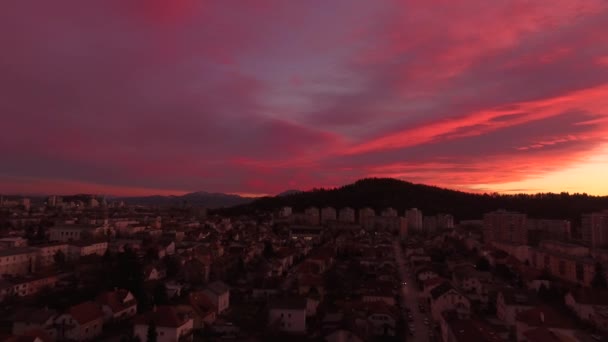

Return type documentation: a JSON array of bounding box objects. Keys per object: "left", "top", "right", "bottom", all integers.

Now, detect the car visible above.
[{"left": 402, "top": 281, "right": 407, "bottom": 285}]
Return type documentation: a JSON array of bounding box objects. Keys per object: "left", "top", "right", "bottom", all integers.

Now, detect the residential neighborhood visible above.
[{"left": 1, "top": 195, "right": 608, "bottom": 342}]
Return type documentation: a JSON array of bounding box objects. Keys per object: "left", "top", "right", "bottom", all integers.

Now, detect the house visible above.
[
  {"left": 12, "top": 308, "right": 58, "bottom": 339},
  {"left": 187, "top": 291, "right": 217, "bottom": 329},
  {"left": 430, "top": 282, "right": 471, "bottom": 322},
  {"left": 55, "top": 301, "right": 104, "bottom": 341},
  {"left": 203, "top": 281, "right": 230, "bottom": 314},
  {"left": 441, "top": 312, "right": 505, "bottom": 342},
  {"left": 3, "top": 330, "right": 53, "bottom": 342},
  {"left": 324, "top": 329, "right": 365, "bottom": 342},
  {"left": 564, "top": 289, "right": 608, "bottom": 326},
  {"left": 67, "top": 241, "right": 108, "bottom": 261},
  {"left": 522, "top": 327, "right": 572, "bottom": 342},
  {"left": 416, "top": 267, "right": 439, "bottom": 283},
  {"left": 515, "top": 305, "right": 579, "bottom": 342},
  {"left": 134, "top": 306, "right": 194, "bottom": 342},
  {"left": 496, "top": 289, "right": 539, "bottom": 327},
  {"left": 422, "top": 278, "right": 449, "bottom": 303},
  {"left": 364, "top": 302, "right": 398, "bottom": 337},
  {"left": 268, "top": 297, "right": 307, "bottom": 334},
  {"left": 298, "top": 274, "right": 325, "bottom": 297},
  {"left": 452, "top": 265, "right": 491, "bottom": 295},
  {"left": 96, "top": 289, "right": 137, "bottom": 323}
]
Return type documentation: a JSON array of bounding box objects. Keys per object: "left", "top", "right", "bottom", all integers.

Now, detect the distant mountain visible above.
[
  {"left": 119, "top": 191, "right": 255, "bottom": 208},
  {"left": 277, "top": 189, "right": 303, "bottom": 197},
  {"left": 215, "top": 178, "right": 608, "bottom": 223}
]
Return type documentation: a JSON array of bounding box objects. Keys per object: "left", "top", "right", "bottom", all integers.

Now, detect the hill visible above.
[
  {"left": 119, "top": 191, "right": 255, "bottom": 208},
  {"left": 214, "top": 178, "right": 608, "bottom": 222}
]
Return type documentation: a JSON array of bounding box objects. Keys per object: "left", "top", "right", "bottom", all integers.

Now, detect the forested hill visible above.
[{"left": 214, "top": 178, "right": 608, "bottom": 223}]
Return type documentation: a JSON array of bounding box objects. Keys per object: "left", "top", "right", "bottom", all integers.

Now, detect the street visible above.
[{"left": 394, "top": 241, "right": 432, "bottom": 342}]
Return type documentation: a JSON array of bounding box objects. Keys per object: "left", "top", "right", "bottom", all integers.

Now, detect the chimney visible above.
[{"left": 540, "top": 312, "right": 545, "bottom": 323}]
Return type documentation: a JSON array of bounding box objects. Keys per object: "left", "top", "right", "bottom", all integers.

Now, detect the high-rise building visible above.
[
  {"left": 321, "top": 207, "right": 337, "bottom": 224},
  {"left": 406, "top": 208, "right": 423, "bottom": 231},
  {"left": 338, "top": 207, "right": 355, "bottom": 223},
  {"left": 358, "top": 207, "right": 375, "bottom": 223},
  {"left": 483, "top": 210, "right": 528, "bottom": 245},
  {"left": 423, "top": 216, "right": 438, "bottom": 233},
  {"left": 381, "top": 207, "right": 398, "bottom": 217},
  {"left": 304, "top": 207, "right": 320, "bottom": 226},
  {"left": 437, "top": 214, "right": 455, "bottom": 229},
  {"left": 526, "top": 219, "right": 571, "bottom": 242},
  {"left": 581, "top": 210, "right": 608, "bottom": 248}
]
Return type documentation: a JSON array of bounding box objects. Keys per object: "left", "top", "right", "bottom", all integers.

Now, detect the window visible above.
[
  {"left": 281, "top": 313, "right": 284, "bottom": 318},
  {"left": 288, "top": 313, "right": 291, "bottom": 318}
]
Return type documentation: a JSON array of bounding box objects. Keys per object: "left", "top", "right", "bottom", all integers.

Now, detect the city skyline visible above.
[{"left": 2, "top": 0, "right": 608, "bottom": 197}]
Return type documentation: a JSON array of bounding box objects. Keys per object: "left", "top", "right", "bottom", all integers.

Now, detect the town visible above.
[{"left": 1, "top": 194, "right": 608, "bottom": 342}]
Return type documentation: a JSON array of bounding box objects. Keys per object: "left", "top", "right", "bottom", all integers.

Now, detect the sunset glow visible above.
[{"left": 2, "top": 0, "right": 608, "bottom": 196}]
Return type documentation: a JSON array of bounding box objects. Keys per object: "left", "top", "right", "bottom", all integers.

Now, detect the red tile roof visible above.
[
  {"left": 568, "top": 289, "right": 608, "bottom": 306},
  {"left": 523, "top": 327, "right": 562, "bottom": 342},
  {"left": 96, "top": 289, "right": 137, "bottom": 313},
  {"left": 134, "top": 306, "right": 189, "bottom": 328},
  {"left": 67, "top": 301, "right": 104, "bottom": 325},
  {"left": 516, "top": 305, "right": 577, "bottom": 329}
]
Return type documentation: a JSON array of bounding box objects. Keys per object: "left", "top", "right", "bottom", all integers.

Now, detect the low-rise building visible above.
[
  {"left": 96, "top": 289, "right": 137, "bottom": 323},
  {"left": 68, "top": 241, "right": 108, "bottom": 261},
  {"left": 134, "top": 306, "right": 194, "bottom": 342},
  {"left": 203, "top": 281, "right": 230, "bottom": 314},
  {"left": 0, "top": 248, "right": 38, "bottom": 276},
  {"left": 268, "top": 297, "right": 307, "bottom": 334},
  {"left": 56, "top": 301, "right": 104, "bottom": 341}
]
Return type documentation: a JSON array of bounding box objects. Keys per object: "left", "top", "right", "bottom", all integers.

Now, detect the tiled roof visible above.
[
  {"left": 13, "top": 308, "right": 57, "bottom": 324},
  {"left": 96, "top": 289, "right": 136, "bottom": 313},
  {"left": 269, "top": 297, "right": 307, "bottom": 311},
  {"left": 206, "top": 281, "right": 229, "bottom": 295},
  {"left": 516, "top": 305, "right": 577, "bottom": 329},
  {"left": 445, "top": 315, "right": 502, "bottom": 342},
  {"left": 67, "top": 301, "right": 104, "bottom": 325},
  {"left": 134, "top": 306, "right": 190, "bottom": 328},
  {"left": 523, "top": 327, "right": 562, "bottom": 342},
  {"left": 431, "top": 282, "right": 455, "bottom": 300},
  {"left": 568, "top": 288, "right": 608, "bottom": 306}
]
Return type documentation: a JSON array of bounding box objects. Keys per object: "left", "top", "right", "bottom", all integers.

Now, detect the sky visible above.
[{"left": 1, "top": 0, "right": 608, "bottom": 197}]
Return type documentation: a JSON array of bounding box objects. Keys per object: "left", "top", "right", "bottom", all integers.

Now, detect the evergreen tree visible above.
[
  {"left": 592, "top": 262, "right": 608, "bottom": 289},
  {"left": 152, "top": 283, "right": 169, "bottom": 305},
  {"left": 146, "top": 320, "right": 157, "bottom": 342},
  {"left": 476, "top": 257, "right": 490, "bottom": 272}
]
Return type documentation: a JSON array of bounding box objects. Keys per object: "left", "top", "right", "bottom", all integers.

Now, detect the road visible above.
[{"left": 394, "top": 241, "right": 432, "bottom": 342}]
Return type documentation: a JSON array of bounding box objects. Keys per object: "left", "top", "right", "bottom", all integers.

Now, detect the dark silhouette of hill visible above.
[
  {"left": 119, "top": 191, "right": 254, "bottom": 208},
  {"left": 215, "top": 178, "right": 608, "bottom": 223}
]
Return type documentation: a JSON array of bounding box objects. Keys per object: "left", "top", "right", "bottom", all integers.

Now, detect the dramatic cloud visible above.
[{"left": 1, "top": 0, "right": 608, "bottom": 196}]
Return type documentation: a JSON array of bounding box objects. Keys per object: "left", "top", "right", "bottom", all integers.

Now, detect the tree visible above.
[
  {"left": 146, "top": 320, "right": 157, "bottom": 342},
  {"left": 53, "top": 250, "right": 66, "bottom": 265},
  {"left": 592, "top": 262, "right": 608, "bottom": 289},
  {"left": 263, "top": 241, "right": 275, "bottom": 259},
  {"left": 476, "top": 257, "right": 490, "bottom": 272},
  {"left": 164, "top": 256, "right": 182, "bottom": 278},
  {"left": 152, "top": 283, "right": 169, "bottom": 305}
]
